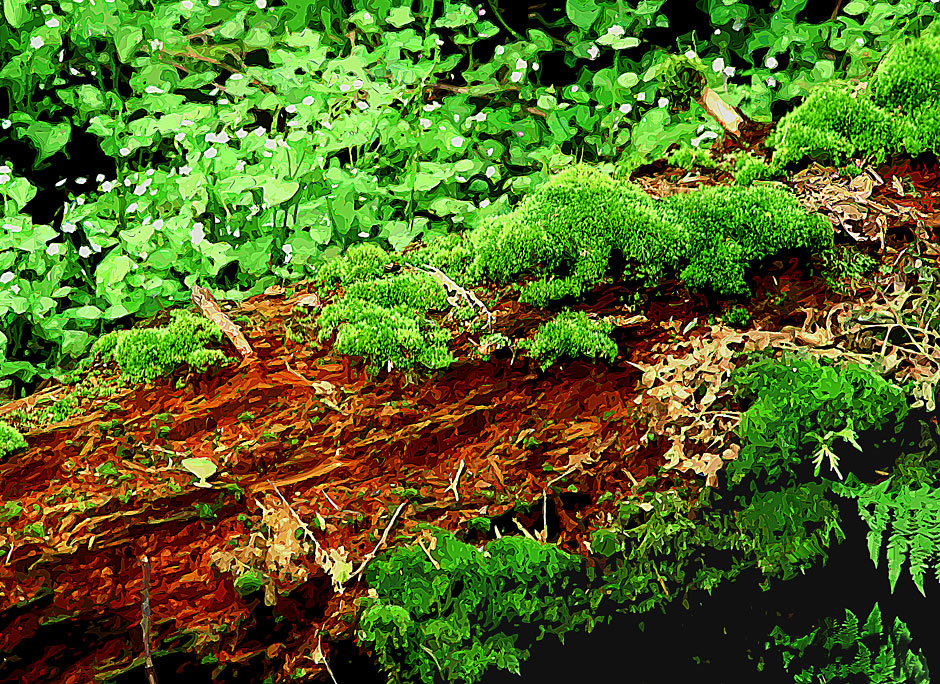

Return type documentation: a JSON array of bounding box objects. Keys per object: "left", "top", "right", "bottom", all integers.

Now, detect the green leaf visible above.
[
  {"left": 843, "top": 1, "right": 869, "bottom": 15},
  {"left": 2, "top": 0, "right": 30, "bottom": 28},
  {"left": 566, "top": 0, "right": 601, "bottom": 30}
]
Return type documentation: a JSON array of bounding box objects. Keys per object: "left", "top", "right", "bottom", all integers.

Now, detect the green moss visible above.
[
  {"left": 767, "top": 25, "right": 940, "bottom": 168},
  {"left": 315, "top": 297, "right": 454, "bottom": 375},
  {"left": 519, "top": 309, "right": 618, "bottom": 371},
  {"left": 667, "top": 143, "right": 717, "bottom": 170},
  {"left": 665, "top": 183, "right": 833, "bottom": 296},
  {"left": 0, "top": 420, "right": 27, "bottom": 460},
  {"left": 88, "top": 308, "right": 235, "bottom": 385},
  {"left": 313, "top": 242, "right": 396, "bottom": 295}
]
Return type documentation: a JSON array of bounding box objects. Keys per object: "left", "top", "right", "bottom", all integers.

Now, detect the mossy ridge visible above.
[
  {"left": 765, "top": 21, "right": 940, "bottom": 168},
  {"left": 310, "top": 163, "right": 832, "bottom": 376}
]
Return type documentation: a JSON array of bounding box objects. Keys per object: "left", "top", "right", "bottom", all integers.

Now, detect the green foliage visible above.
[
  {"left": 654, "top": 53, "right": 707, "bottom": 112},
  {"left": 0, "top": 420, "right": 27, "bottom": 460},
  {"left": 726, "top": 351, "right": 909, "bottom": 490},
  {"left": 233, "top": 570, "right": 266, "bottom": 597},
  {"left": 766, "top": 603, "right": 930, "bottom": 684},
  {"left": 519, "top": 310, "right": 618, "bottom": 371},
  {"left": 722, "top": 305, "right": 751, "bottom": 327},
  {"left": 834, "top": 468, "right": 940, "bottom": 597},
  {"left": 665, "top": 183, "right": 833, "bottom": 296},
  {"left": 401, "top": 233, "right": 475, "bottom": 288},
  {"left": 88, "top": 309, "right": 235, "bottom": 385},
  {"left": 358, "top": 528, "right": 593, "bottom": 684},
  {"left": 819, "top": 244, "right": 880, "bottom": 294},
  {"left": 868, "top": 25, "right": 940, "bottom": 118}
]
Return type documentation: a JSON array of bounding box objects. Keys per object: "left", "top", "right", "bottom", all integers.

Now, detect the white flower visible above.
[
  {"left": 571, "top": 85, "right": 579, "bottom": 92},
  {"left": 619, "top": 103, "right": 632, "bottom": 113},
  {"left": 587, "top": 44, "right": 599, "bottom": 60},
  {"left": 636, "top": 92, "right": 645, "bottom": 101},
  {"left": 255, "top": 0, "right": 266, "bottom": 8},
  {"left": 62, "top": 221, "right": 76, "bottom": 233},
  {"left": 0, "top": 272, "right": 13, "bottom": 284},
  {"left": 685, "top": 50, "right": 696, "bottom": 59},
  {"left": 78, "top": 246, "right": 91, "bottom": 259},
  {"left": 204, "top": 147, "right": 218, "bottom": 159},
  {"left": 3, "top": 223, "right": 20, "bottom": 232},
  {"left": 353, "top": 79, "right": 363, "bottom": 88},
  {"left": 340, "top": 83, "right": 350, "bottom": 92},
  {"left": 510, "top": 71, "right": 523, "bottom": 82},
  {"left": 607, "top": 25, "right": 625, "bottom": 37},
  {"left": 532, "top": 63, "right": 539, "bottom": 71},
  {"left": 480, "top": 199, "right": 490, "bottom": 208},
  {"left": 96, "top": 174, "right": 105, "bottom": 182},
  {"left": 475, "top": 112, "right": 488, "bottom": 122},
  {"left": 766, "top": 76, "right": 776, "bottom": 87},
  {"left": 723, "top": 66, "right": 735, "bottom": 77},
  {"left": 31, "top": 36, "right": 44, "bottom": 49},
  {"left": 150, "top": 39, "right": 163, "bottom": 51},
  {"left": 451, "top": 136, "right": 464, "bottom": 147},
  {"left": 765, "top": 56, "right": 778, "bottom": 69},
  {"left": 732, "top": 18, "right": 744, "bottom": 31},
  {"left": 153, "top": 219, "right": 164, "bottom": 229},
  {"left": 191, "top": 223, "right": 205, "bottom": 246},
  {"left": 302, "top": 96, "right": 315, "bottom": 105},
  {"left": 356, "top": 101, "right": 368, "bottom": 110},
  {"left": 657, "top": 97, "right": 668, "bottom": 107},
  {"left": 420, "top": 118, "right": 432, "bottom": 128},
  {"left": 495, "top": 46, "right": 504, "bottom": 55},
  {"left": 120, "top": 147, "right": 131, "bottom": 156},
  {"left": 487, "top": 148, "right": 494, "bottom": 155},
  {"left": 46, "top": 243, "right": 60, "bottom": 256},
  {"left": 856, "top": 37, "right": 865, "bottom": 46},
  {"left": 362, "top": 11, "right": 371, "bottom": 22},
  {"left": 45, "top": 18, "right": 59, "bottom": 28},
  {"left": 712, "top": 57, "right": 725, "bottom": 73},
  {"left": 485, "top": 166, "right": 495, "bottom": 177}
]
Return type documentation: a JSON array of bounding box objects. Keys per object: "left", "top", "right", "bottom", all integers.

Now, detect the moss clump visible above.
[
  {"left": 766, "top": 24, "right": 940, "bottom": 168},
  {"left": 519, "top": 309, "right": 618, "bottom": 371},
  {"left": 664, "top": 182, "right": 832, "bottom": 296},
  {"left": 667, "top": 143, "right": 718, "bottom": 170},
  {"left": 727, "top": 151, "right": 782, "bottom": 186},
  {"left": 468, "top": 164, "right": 831, "bottom": 302},
  {"left": 0, "top": 420, "right": 27, "bottom": 460},
  {"left": 315, "top": 297, "right": 454, "bottom": 375},
  {"left": 89, "top": 308, "right": 235, "bottom": 384},
  {"left": 313, "top": 242, "right": 396, "bottom": 295}
]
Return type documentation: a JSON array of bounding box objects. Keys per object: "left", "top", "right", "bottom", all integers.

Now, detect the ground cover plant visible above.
[{"left": 1, "top": 1, "right": 940, "bottom": 683}]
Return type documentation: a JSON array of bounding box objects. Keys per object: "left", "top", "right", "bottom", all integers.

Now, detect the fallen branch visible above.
[{"left": 139, "top": 555, "right": 159, "bottom": 684}]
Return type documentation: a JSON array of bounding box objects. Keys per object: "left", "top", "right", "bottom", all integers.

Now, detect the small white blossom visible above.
[
  {"left": 495, "top": 46, "right": 504, "bottom": 55},
  {"left": 0, "top": 272, "right": 13, "bottom": 284},
  {"left": 732, "top": 18, "right": 744, "bottom": 31},
  {"left": 657, "top": 97, "right": 668, "bottom": 107},
  {"left": 302, "top": 96, "right": 315, "bottom": 105},
  {"left": 485, "top": 166, "right": 495, "bottom": 178},
  {"left": 45, "top": 17, "right": 59, "bottom": 28},
  {"left": 587, "top": 44, "right": 599, "bottom": 60},
  {"left": 78, "top": 246, "right": 91, "bottom": 259},
  {"left": 510, "top": 72, "right": 523, "bottom": 82},
  {"left": 619, "top": 103, "right": 632, "bottom": 113},
  {"left": 856, "top": 37, "right": 865, "bottom": 46},
  {"left": 30, "top": 36, "right": 44, "bottom": 49},
  {"left": 712, "top": 57, "right": 725, "bottom": 73},
  {"left": 451, "top": 136, "right": 464, "bottom": 147},
  {"left": 765, "top": 56, "right": 778, "bottom": 69},
  {"left": 607, "top": 25, "right": 625, "bottom": 37},
  {"left": 766, "top": 76, "right": 776, "bottom": 87},
  {"left": 636, "top": 92, "right": 646, "bottom": 101},
  {"left": 685, "top": 50, "right": 696, "bottom": 59},
  {"left": 723, "top": 66, "right": 736, "bottom": 77}
]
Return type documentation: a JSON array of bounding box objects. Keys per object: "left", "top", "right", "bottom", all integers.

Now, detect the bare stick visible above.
[
  {"left": 444, "top": 459, "right": 466, "bottom": 502},
  {"left": 140, "top": 555, "right": 159, "bottom": 684},
  {"left": 349, "top": 501, "right": 409, "bottom": 582}
]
